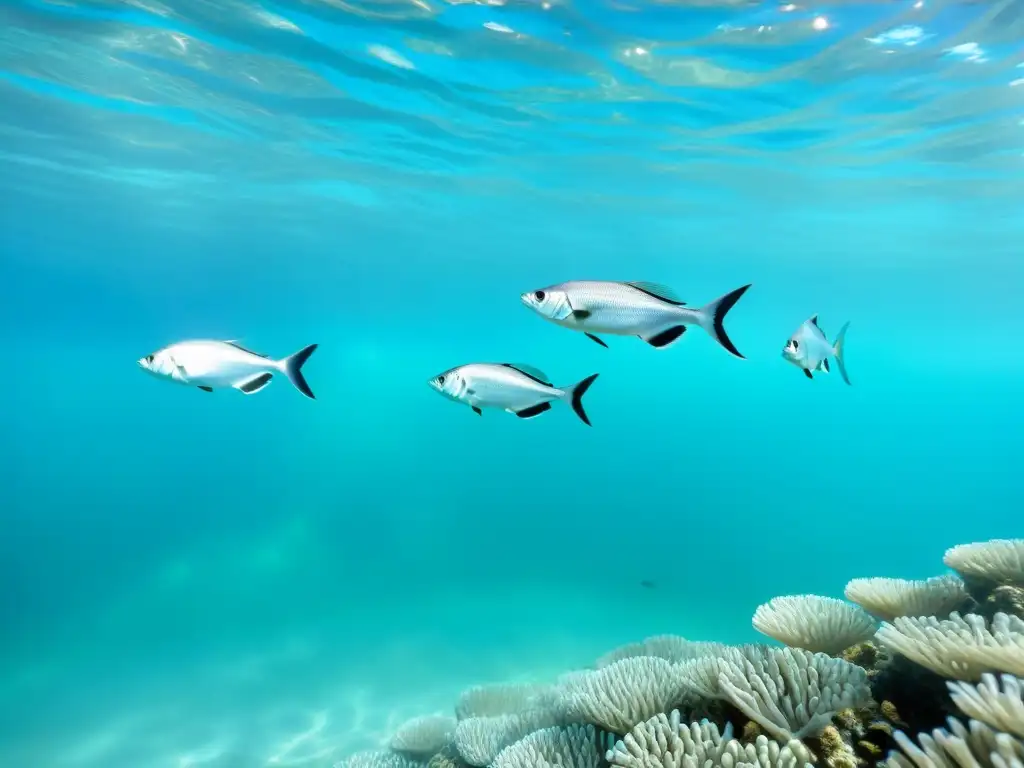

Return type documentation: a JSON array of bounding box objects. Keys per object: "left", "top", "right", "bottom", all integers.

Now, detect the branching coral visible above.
[
  {"left": 677, "top": 651, "right": 747, "bottom": 699},
  {"left": 885, "top": 675, "right": 1024, "bottom": 768},
  {"left": 944, "top": 539, "right": 1024, "bottom": 586},
  {"left": 752, "top": 595, "right": 877, "bottom": 655},
  {"left": 338, "top": 751, "right": 427, "bottom": 768},
  {"left": 558, "top": 656, "right": 689, "bottom": 734},
  {"left": 390, "top": 715, "right": 457, "bottom": 756},
  {"left": 492, "top": 724, "right": 603, "bottom": 768},
  {"left": 454, "top": 709, "right": 562, "bottom": 767},
  {"left": 874, "top": 612, "right": 1024, "bottom": 680},
  {"left": 605, "top": 708, "right": 813, "bottom": 768},
  {"left": 947, "top": 673, "right": 1024, "bottom": 739},
  {"left": 717, "top": 646, "right": 872, "bottom": 742},
  {"left": 845, "top": 576, "right": 968, "bottom": 622},
  {"left": 597, "top": 635, "right": 734, "bottom": 668}
]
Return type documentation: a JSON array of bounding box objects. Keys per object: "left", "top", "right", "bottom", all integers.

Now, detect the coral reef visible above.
[
  {"left": 844, "top": 576, "right": 969, "bottom": 623},
  {"left": 943, "top": 539, "right": 1024, "bottom": 622},
  {"left": 333, "top": 536, "right": 1024, "bottom": 768},
  {"left": 752, "top": 595, "right": 877, "bottom": 655},
  {"left": 391, "top": 715, "right": 458, "bottom": 757},
  {"left": 884, "top": 673, "right": 1024, "bottom": 767},
  {"left": 492, "top": 724, "right": 605, "bottom": 768},
  {"left": 874, "top": 612, "right": 1024, "bottom": 680},
  {"left": 558, "top": 656, "right": 691, "bottom": 734}
]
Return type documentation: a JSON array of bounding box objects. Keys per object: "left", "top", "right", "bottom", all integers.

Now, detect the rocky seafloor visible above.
[{"left": 337, "top": 537, "right": 1024, "bottom": 768}]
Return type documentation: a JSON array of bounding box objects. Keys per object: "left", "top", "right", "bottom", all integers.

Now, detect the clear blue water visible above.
[{"left": 1, "top": 0, "right": 1023, "bottom": 765}]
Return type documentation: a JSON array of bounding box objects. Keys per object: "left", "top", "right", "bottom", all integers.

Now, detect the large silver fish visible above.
[
  {"left": 138, "top": 340, "right": 319, "bottom": 399},
  {"left": 781, "top": 315, "right": 850, "bottom": 384},
  {"left": 520, "top": 280, "right": 752, "bottom": 357},
  {"left": 428, "top": 362, "right": 599, "bottom": 425}
]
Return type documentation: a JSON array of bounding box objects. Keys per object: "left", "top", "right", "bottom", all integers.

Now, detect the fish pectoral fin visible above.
[
  {"left": 198, "top": 386, "right": 214, "bottom": 392},
  {"left": 234, "top": 372, "right": 274, "bottom": 395},
  {"left": 571, "top": 309, "right": 591, "bottom": 320},
  {"left": 640, "top": 325, "right": 687, "bottom": 348},
  {"left": 803, "top": 369, "right": 813, "bottom": 380},
  {"left": 584, "top": 333, "right": 608, "bottom": 348},
  {"left": 514, "top": 402, "right": 552, "bottom": 419},
  {"left": 169, "top": 355, "right": 189, "bottom": 380},
  {"left": 821, "top": 358, "right": 830, "bottom": 374},
  {"left": 472, "top": 406, "right": 482, "bottom": 416}
]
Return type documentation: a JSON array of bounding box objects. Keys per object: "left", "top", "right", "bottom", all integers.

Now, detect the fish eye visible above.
[
  {"left": 534, "top": 290, "right": 545, "bottom": 301},
  {"left": 146, "top": 355, "right": 154, "bottom": 363},
  {"left": 792, "top": 340, "right": 799, "bottom": 350},
  {"left": 436, "top": 375, "right": 445, "bottom": 385}
]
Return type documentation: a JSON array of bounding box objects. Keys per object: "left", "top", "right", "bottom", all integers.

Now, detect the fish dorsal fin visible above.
[
  {"left": 809, "top": 315, "right": 820, "bottom": 328},
  {"left": 223, "top": 340, "right": 269, "bottom": 359},
  {"left": 501, "top": 363, "right": 551, "bottom": 385},
  {"left": 627, "top": 281, "right": 685, "bottom": 305}
]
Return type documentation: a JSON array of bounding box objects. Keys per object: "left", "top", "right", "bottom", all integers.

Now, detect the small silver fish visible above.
[
  {"left": 138, "top": 340, "right": 319, "bottom": 399},
  {"left": 428, "top": 362, "right": 599, "bottom": 425},
  {"left": 781, "top": 315, "right": 850, "bottom": 384},
  {"left": 520, "top": 280, "right": 751, "bottom": 357}
]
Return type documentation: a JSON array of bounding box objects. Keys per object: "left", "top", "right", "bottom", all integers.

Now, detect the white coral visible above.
[
  {"left": 596, "top": 635, "right": 734, "bottom": 668},
  {"left": 845, "top": 575, "right": 968, "bottom": 622},
  {"left": 492, "top": 724, "right": 603, "bottom": 768},
  {"left": 717, "top": 646, "right": 871, "bottom": 742},
  {"left": 455, "top": 682, "right": 556, "bottom": 720},
  {"left": 390, "top": 714, "right": 456, "bottom": 756},
  {"left": 677, "top": 652, "right": 746, "bottom": 699},
  {"left": 874, "top": 612, "right": 1024, "bottom": 680},
  {"left": 337, "top": 751, "right": 426, "bottom": 768},
  {"left": 559, "top": 656, "right": 688, "bottom": 733},
  {"left": 947, "top": 674, "right": 1024, "bottom": 739},
  {"left": 886, "top": 671, "right": 1024, "bottom": 768},
  {"left": 944, "top": 539, "right": 1024, "bottom": 585},
  {"left": 885, "top": 718, "right": 1024, "bottom": 768},
  {"left": 752, "top": 595, "right": 877, "bottom": 655},
  {"left": 454, "top": 709, "right": 562, "bottom": 767},
  {"left": 606, "top": 709, "right": 812, "bottom": 768}
]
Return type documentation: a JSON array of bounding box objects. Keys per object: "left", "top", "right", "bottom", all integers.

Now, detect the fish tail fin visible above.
[
  {"left": 833, "top": 323, "right": 851, "bottom": 386},
  {"left": 279, "top": 343, "right": 318, "bottom": 399},
  {"left": 697, "top": 283, "right": 751, "bottom": 358},
  {"left": 561, "top": 373, "right": 599, "bottom": 426}
]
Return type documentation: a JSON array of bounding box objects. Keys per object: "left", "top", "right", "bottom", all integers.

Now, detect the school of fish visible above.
[{"left": 138, "top": 279, "right": 851, "bottom": 424}]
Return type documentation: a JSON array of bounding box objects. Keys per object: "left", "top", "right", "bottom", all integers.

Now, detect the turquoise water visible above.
[{"left": 1, "top": 0, "right": 1023, "bottom": 765}]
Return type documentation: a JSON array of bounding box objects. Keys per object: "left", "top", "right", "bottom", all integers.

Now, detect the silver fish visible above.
[
  {"left": 138, "top": 340, "right": 318, "bottom": 399},
  {"left": 781, "top": 315, "right": 850, "bottom": 384},
  {"left": 520, "top": 280, "right": 751, "bottom": 357},
  {"left": 428, "top": 362, "right": 599, "bottom": 425}
]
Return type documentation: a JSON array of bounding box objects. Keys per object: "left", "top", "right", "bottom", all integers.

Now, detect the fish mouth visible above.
[{"left": 519, "top": 292, "right": 533, "bottom": 306}]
